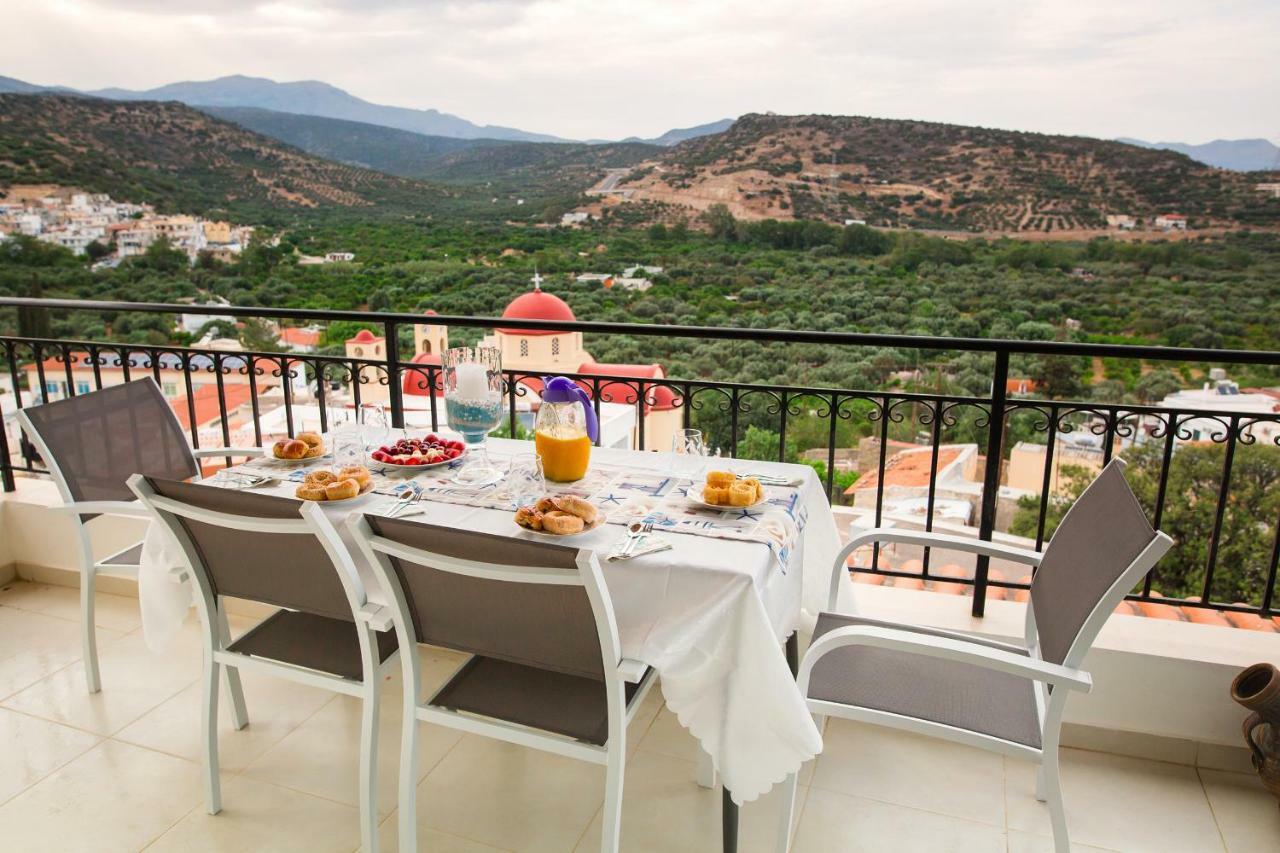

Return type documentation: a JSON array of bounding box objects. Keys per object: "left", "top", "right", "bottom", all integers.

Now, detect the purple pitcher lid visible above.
[{"left": 542, "top": 376, "right": 599, "bottom": 442}]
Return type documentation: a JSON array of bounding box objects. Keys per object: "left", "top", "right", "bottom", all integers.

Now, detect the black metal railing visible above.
[{"left": 2, "top": 296, "right": 1279, "bottom": 620}]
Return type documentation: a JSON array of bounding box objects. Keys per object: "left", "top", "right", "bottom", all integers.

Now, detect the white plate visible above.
[
  {"left": 516, "top": 510, "right": 609, "bottom": 539},
  {"left": 686, "top": 492, "right": 768, "bottom": 512},
  {"left": 267, "top": 453, "right": 328, "bottom": 466},
  {"left": 372, "top": 448, "right": 466, "bottom": 470}
]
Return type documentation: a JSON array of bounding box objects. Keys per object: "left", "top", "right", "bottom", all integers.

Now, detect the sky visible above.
[{"left": 5, "top": 0, "right": 1279, "bottom": 143}]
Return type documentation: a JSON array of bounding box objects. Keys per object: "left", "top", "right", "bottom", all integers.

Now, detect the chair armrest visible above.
[
  {"left": 617, "top": 658, "right": 649, "bottom": 683},
  {"left": 191, "top": 446, "right": 267, "bottom": 459},
  {"left": 802, "top": 624, "right": 1092, "bottom": 694},
  {"left": 50, "top": 500, "right": 152, "bottom": 519},
  {"left": 831, "top": 528, "right": 1043, "bottom": 610},
  {"left": 356, "top": 603, "right": 395, "bottom": 633}
]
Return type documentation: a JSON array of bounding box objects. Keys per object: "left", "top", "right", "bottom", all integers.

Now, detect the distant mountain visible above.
[
  {"left": 1117, "top": 137, "right": 1280, "bottom": 172},
  {"left": 199, "top": 105, "right": 658, "bottom": 199},
  {"left": 0, "top": 94, "right": 465, "bottom": 222},
  {"left": 615, "top": 113, "right": 1278, "bottom": 231},
  {"left": 199, "top": 106, "right": 485, "bottom": 176},
  {"left": 623, "top": 119, "right": 735, "bottom": 146},
  {"left": 0, "top": 73, "right": 563, "bottom": 143}
]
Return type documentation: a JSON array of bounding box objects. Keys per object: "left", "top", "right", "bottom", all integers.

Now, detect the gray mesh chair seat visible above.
[
  {"left": 100, "top": 542, "right": 145, "bottom": 567},
  {"left": 431, "top": 656, "right": 650, "bottom": 746},
  {"left": 809, "top": 612, "right": 1042, "bottom": 748},
  {"left": 229, "top": 610, "right": 398, "bottom": 682}
]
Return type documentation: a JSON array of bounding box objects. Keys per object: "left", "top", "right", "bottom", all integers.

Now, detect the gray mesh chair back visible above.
[
  {"left": 366, "top": 516, "right": 606, "bottom": 679},
  {"left": 144, "top": 476, "right": 355, "bottom": 621},
  {"left": 23, "top": 378, "right": 198, "bottom": 502},
  {"left": 1029, "top": 460, "right": 1157, "bottom": 665}
]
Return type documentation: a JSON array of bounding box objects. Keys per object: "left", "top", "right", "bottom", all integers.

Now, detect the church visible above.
[{"left": 346, "top": 275, "right": 681, "bottom": 452}]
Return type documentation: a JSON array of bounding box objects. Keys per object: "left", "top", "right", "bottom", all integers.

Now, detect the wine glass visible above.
[
  {"left": 442, "top": 345, "right": 505, "bottom": 486},
  {"left": 671, "top": 428, "right": 707, "bottom": 479}
]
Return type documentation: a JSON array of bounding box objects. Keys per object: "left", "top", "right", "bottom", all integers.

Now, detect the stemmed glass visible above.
[
  {"left": 442, "top": 345, "right": 505, "bottom": 486},
  {"left": 671, "top": 428, "right": 707, "bottom": 479}
]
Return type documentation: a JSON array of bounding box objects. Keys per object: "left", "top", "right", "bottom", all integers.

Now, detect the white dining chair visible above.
[
  {"left": 348, "top": 514, "right": 657, "bottom": 853},
  {"left": 129, "top": 475, "right": 398, "bottom": 853},
  {"left": 776, "top": 459, "right": 1173, "bottom": 853},
  {"left": 17, "top": 377, "right": 262, "bottom": 693}
]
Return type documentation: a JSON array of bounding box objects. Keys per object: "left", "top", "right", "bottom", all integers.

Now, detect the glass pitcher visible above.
[{"left": 534, "top": 376, "right": 599, "bottom": 482}]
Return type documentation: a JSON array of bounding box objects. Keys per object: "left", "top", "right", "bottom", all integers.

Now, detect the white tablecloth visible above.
[{"left": 139, "top": 439, "right": 850, "bottom": 803}]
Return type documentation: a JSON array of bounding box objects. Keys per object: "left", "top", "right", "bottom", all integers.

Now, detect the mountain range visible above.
[
  {"left": 0, "top": 73, "right": 724, "bottom": 147},
  {"left": 1117, "top": 137, "right": 1280, "bottom": 172}
]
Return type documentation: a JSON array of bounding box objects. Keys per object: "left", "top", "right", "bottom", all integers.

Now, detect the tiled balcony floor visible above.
[{"left": 0, "top": 579, "right": 1276, "bottom": 852}]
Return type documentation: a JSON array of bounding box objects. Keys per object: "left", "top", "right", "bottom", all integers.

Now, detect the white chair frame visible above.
[
  {"left": 776, "top": 461, "right": 1173, "bottom": 853},
  {"left": 348, "top": 514, "right": 656, "bottom": 853},
  {"left": 17, "top": 377, "right": 264, "bottom": 694},
  {"left": 129, "top": 474, "right": 397, "bottom": 853}
]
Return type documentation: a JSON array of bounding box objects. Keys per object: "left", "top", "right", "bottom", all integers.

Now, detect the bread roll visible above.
[
  {"left": 305, "top": 470, "right": 337, "bottom": 486},
  {"left": 703, "top": 484, "right": 729, "bottom": 505},
  {"left": 338, "top": 466, "right": 372, "bottom": 489},
  {"left": 324, "top": 478, "right": 360, "bottom": 501},
  {"left": 534, "top": 496, "right": 558, "bottom": 513},
  {"left": 706, "top": 470, "right": 735, "bottom": 488},
  {"left": 514, "top": 506, "right": 544, "bottom": 530},
  {"left": 542, "top": 510, "right": 585, "bottom": 535},
  {"left": 275, "top": 439, "right": 308, "bottom": 460},
  {"left": 303, "top": 445, "right": 325, "bottom": 459},
  {"left": 742, "top": 478, "right": 765, "bottom": 502},
  {"left": 728, "top": 481, "right": 756, "bottom": 507},
  {"left": 554, "top": 495, "right": 598, "bottom": 524},
  {"left": 297, "top": 431, "right": 324, "bottom": 449},
  {"left": 295, "top": 484, "right": 328, "bottom": 501}
]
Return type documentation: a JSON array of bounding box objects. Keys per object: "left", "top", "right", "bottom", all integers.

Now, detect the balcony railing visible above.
[{"left": 3, "top": 296, "right": 1279, "bottom": 620}]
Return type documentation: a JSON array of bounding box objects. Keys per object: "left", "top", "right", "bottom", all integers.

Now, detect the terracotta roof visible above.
[
  {"left": 402, "top": 352, "right": 444, "bottom": 397},
  {"left": 498, "top": 288, "right": 575, "bottom": 336},
  {"left": 347, "top": 329, "right": 383, "bottom": 345},
  {"left": 171, "top": 384, "right": 253, "bottom": 430},
  {"left": 1006, "top": 377, "right": 1040, "bottom": 395},
  {"left": 847, "top": 445, "right": 964, "bottom": 495},
  {"left": 279, "top": 327, "right": 321, "bottom": 348}
]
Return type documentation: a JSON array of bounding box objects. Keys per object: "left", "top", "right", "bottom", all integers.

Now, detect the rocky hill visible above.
[
  {"left": 0, "top": 94, "right": 461, "bottom": 222},
  {"left": 611, "top": 114, "right": 1278, "bottom": 233}
]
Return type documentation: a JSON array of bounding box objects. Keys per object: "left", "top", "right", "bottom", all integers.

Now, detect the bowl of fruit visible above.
[{"left": 371, "top": 434, "right": 466, "bottom": 469}]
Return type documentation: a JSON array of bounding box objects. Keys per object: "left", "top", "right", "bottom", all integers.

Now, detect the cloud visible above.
[{"left": 7, "top": 0, "right": 1278, "bottom": 141}]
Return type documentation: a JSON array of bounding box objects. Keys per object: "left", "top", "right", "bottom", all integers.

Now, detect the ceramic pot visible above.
[{"left": 1231, "top": 663, "right": 1280, "bottom": 806}]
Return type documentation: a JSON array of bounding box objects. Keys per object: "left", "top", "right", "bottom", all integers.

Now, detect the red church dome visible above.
[{"left": 498, "top": 287, "right": 576, "bottom": 336}]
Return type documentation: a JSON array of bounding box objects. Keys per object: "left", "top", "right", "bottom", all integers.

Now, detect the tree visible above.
[
  {"left": 134, "top": 235, "right": 189, "bottom": 274},
  {"left": 239, "top": 317, "right": 284, "bottom": 352},
  {"left": 1032, "top": 355, "right": 1087, "bottom": 400},
  {"left": 1133, "top": 369, "right": 1183, "bottom": 404},
  {"left": 1009, "top": 444, "right": 1280, "bottom": 606},
  {"left": 701, "top": 204, "right": 739, "bottom": 241}
]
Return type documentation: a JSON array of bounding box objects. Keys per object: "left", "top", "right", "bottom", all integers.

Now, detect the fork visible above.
[
  {"left": 619, "top": 521, "right": 654, "bottom": 558},
  {"left": 386, "top": 490, "right": 417, "bottom": 518}
]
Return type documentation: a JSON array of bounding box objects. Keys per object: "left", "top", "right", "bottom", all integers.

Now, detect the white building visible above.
[
  {"left": 560, "top": 212, "right": 591, "bottom": 226},
  {"left": 1159, "top": 376, "right": 1280, "bottom": 445},
  {"left": 181, "top": 297, "right": 235, "bottom": 334},
  {"left": 1106, "top": 214, "right": 1136, "bottom": 230},
  {"left": 1153, "top": 214, "right": 1188, "bottom": 231},
  {"left": 325, "top": 252, "right": 355, "bottom": 262}
]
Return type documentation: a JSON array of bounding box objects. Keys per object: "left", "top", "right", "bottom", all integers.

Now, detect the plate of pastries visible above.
[
  {"left": 272, "top": 432, "right": 326, "bottom": 463},
  {"left": 514, "top": 495, "right": 605, "bottom": 537},
  {"left": 294, "top": 465, "right": 375, "bottom": 503},
  {"left": 692, "top": 470, "right": 767, "bottom": 510}
]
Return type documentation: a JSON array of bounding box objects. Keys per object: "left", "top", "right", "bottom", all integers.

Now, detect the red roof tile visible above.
[
  {"left": 171, "top": 384, "right": 253, "bottom": 430},
  {"left": 848, "top": 446, "right": 964, "bottom": 495}
]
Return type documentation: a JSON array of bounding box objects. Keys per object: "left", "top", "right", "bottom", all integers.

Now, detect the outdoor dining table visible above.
[{"left": 137, "top": 437, "right": 850, "bottom": 850}]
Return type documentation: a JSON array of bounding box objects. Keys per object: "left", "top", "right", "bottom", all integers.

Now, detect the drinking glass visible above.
[
  {"left": 325, "top": 406, "right": 358, "bottom": 466},
  {"left": 506, "top": 453, "right": 546, "bottom": 509},
  {"left": 442, "top": 345, "right": 505, "bottom": 486},
  {"left": 671, "top": 428, "right": 707, "bottom": 479},
  {"left": 358, "top": 402, "right": 389, "bottom": 452}
]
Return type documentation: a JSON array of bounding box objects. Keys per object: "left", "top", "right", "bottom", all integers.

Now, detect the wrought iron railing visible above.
[{"left": 2, "top": 296, "right": 1279, "bottom": 619}]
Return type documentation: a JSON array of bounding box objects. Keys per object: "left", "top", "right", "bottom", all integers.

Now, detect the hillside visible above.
[
  {"left": 197, "top": 105, "right": 656, "bottom": 198},
  {"left": 0, "top": 94, "right": 467, "bottom": 222},
  {"left": 611, "top": 114, "right": 1279, "bottom": 233}
]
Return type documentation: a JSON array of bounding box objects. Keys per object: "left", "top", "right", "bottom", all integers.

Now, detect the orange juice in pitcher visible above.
[{"left": 534, "top": 377, "right": 598, "bottom": 482}]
